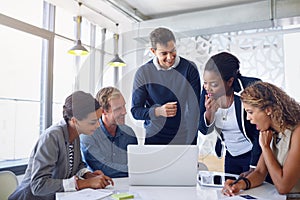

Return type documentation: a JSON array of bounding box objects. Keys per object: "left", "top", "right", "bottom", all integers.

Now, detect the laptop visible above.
[{"left": 127, "top": 145, "right": 198, "bottom": 186}]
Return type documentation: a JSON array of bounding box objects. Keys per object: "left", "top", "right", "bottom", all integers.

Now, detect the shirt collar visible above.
[
  {"left": 153, "top": 55, "right": 180, "bottom": 71},
  {"left": 99, "top": 118, "right": 121, "bottom": 138}
]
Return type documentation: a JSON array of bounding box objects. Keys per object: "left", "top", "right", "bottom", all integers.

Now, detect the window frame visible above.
[{"left": 0, "top": 6, "right": 54, "bottom": 174}]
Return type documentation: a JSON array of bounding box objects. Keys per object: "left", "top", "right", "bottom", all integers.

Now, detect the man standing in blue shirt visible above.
[
  {"left": 81, "top": 87, "right": 137, "bottom": 178},
  {"left": 131, "top": 27, "right": 201, "bottom": 145}
]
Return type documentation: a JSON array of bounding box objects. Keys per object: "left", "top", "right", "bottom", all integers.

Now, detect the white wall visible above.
[{"left": 284, "top": 32, "right": 300, "bottom": 102}]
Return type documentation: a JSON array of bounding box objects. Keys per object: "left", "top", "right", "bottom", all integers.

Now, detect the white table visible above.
[{"left": 56, "top": 178, "right": 286, "bottom": 200}]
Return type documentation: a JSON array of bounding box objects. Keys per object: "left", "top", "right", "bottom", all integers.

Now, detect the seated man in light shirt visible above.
[{"left": 80, "top": 87, "right": 137, "bottom": 178}]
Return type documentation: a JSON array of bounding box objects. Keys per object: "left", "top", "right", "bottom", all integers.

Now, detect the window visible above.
[
  {"left": 0, "top": 0, "right": 43, "bottom": 28},
  {"left": 0, "top": 25, "right": 43, "bottom": 162},
  {"left": 52, "top": 37, "right": 77, "bottom": 123},
  {"left": 0, "top": 0, "right": 110, "bottom": 174}
]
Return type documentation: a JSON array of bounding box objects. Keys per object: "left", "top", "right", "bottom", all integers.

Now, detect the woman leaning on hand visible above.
[
  {"left": 9, "top": 91, "right": 113, "bottom": 200},
  {"left": 222, "top": 81, "right": 300, "bottom": 196}
]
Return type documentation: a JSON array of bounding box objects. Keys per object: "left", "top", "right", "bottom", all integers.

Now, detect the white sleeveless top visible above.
[{"left": 271, "top": 129, "right": 300, "bottom": 193}]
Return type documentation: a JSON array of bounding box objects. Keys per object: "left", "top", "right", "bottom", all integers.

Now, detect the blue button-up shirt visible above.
[{"left": 80, "top": 118, "right": 137, "bottom": 178}]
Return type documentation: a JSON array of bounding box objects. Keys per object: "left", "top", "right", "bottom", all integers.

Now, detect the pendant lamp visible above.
[
  {"left": 108, "top": 25, "right": 126, "bottom": 67},
  {"left": 68, "top": 3, "right": 89, "bottom": 56}
]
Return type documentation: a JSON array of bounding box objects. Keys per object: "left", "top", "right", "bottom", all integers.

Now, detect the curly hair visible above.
[
  {"left": 96, "top": 87, "right": 122, "bottom": 111},
  {"left": 241, "top": 81, "right": 300, "bottom": 132}
]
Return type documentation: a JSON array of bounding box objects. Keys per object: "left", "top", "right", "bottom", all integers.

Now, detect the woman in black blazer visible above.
[{"left": 199, "top": 52, "right": 261, "bottom": 175}]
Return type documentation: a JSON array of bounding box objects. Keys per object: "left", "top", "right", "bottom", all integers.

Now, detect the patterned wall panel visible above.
[{"left": 177, "top": 27, "right": 284, "bottom": 88}]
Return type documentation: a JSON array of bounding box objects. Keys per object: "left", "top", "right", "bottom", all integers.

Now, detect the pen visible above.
[{"left": 229, "top": 176, "right": 242, "bottom": 186}]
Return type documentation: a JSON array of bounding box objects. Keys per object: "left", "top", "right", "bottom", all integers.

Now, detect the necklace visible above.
[{"left": 222, "top": 94, "right": 233, "bottom": 121}]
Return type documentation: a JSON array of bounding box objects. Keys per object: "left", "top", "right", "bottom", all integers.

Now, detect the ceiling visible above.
[
  {"left": 113, "top": 0, "right": 262, "bottom": 20},
  {"left": 46, "top": 0, "right": 264, "bottom": 33}
]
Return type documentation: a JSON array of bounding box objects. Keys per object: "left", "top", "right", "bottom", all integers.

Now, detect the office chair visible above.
[{"left": 0, "top": 171, "right": 18, "bottom": 200}]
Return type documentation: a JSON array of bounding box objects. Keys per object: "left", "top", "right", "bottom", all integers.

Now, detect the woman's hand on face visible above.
[
  {"left": 205, "top": 95, "right": 219, "bottom": 114},
  {"left": 259, "top": 130, "right": 273, "bottom": 149}
]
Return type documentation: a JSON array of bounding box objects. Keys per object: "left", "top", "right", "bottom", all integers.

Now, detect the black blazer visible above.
[{"left": 198, "top": 76, "right": 262, "bottom": 167}]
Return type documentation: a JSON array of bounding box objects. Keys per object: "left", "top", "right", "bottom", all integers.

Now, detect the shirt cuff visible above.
[
  {"left": 149, "top": 104, "right": 161, "bottom": 120},
  {"left": 63, "top": 168, "right": 91, "bottom": 192},
  {"left": 77, "top": 168, "right": 91, "bottom": 178},
  {"left": 203, "top": 111, "right": 215, "bottom": 127},
  {"left": 63, "top": 176, "right": 77, "bottom": 192}
]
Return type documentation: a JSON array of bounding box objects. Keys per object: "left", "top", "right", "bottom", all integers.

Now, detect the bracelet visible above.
[
  {"left": 74, "top": 176, "right": 79, "bottom": 191},
  {"left": 240, "top": 177, "right": 251, "bottom": 190}
]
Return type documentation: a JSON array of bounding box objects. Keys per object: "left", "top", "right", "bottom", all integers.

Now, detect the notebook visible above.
[{"left": 127, "top": 145, "right": 198, "bottom": 186}]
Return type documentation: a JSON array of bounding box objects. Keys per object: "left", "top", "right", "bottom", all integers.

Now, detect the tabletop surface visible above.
[{"left": 56, "top": 177, "right": 286, "bottom": 200}]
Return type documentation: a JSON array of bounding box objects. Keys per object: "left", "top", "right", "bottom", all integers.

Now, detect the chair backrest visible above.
[{"left": 0, "top": 171, "right": 18, "bottom": 200}]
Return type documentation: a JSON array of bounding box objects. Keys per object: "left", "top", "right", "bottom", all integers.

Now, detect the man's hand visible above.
[{"left": 155, "top": 102, "right": 177, "bottom": 117}]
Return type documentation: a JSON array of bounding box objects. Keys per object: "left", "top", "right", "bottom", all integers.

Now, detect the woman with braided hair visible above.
[{"left": 222, "top": 81, "right": 300, "bottom": 196}]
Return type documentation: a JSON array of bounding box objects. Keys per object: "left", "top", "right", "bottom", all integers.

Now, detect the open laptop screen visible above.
[{"left": 127, "top": 145, "right": 198, "bottom": 186}]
